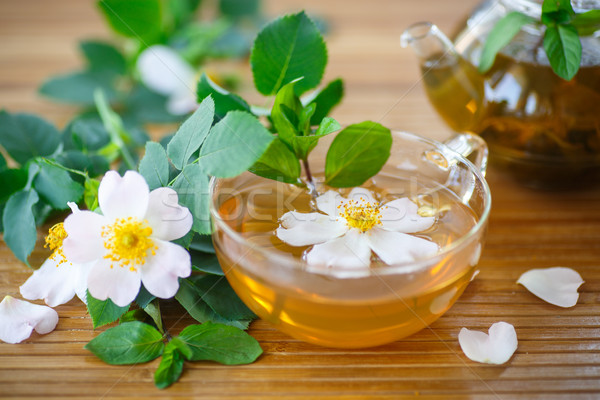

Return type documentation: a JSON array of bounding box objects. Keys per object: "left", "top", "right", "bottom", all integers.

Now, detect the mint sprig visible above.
[{"left": 478, "top": 0, "right": 598, "bottom": 80}]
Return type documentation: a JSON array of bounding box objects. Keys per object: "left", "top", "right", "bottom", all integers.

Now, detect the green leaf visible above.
[
  {"left": 85, "top": 321, "right": 164, "bottom": 365},
  {"left": 97, "top": 0, "right": 162, "bottom": 42},
  {"left": 167, "top": 96, "right": 215, "bottom": 170},
  {"left": 139, "top": 142, "right": 170, "bottom": 190},
  {"left": 325, "top": 121, "right": 392, "bottom": 188},
  {"left": 199, "top": 111, "right": 274, "bottom": 177},
  {"left": 248, "top": 138, "right": 301, "bottom": 183},
  {"left": 315, "top": 116, "right": 341, "bottom": 137},
  {"left": 542, "top": 0, "right": 574, "bottom": 15},
  {"left": 119, "top": 309, "right": 149, "bottom": 324},
  {"left": 86, "top": 291, "right": 130, "bottom": 328},
  {"left": 54, "top": 151, "right": 109, "bottom": 179},
  {"left": 175, "top": 279, "right": 250, "bottom": 329},
  {"left": 80, "top": 40, "right": 127, "bottom": 76},
  {"left": 308, "top": 78, "right": 344, "bottom": 125},
  {"left": 219, "top": 0, "right": 260, "bottom": 18},
  {"left": 178, "top": 322, "right": 262, "bottom": 365},
  {"left": 84, "top": 178, "right": 100, "bottom": 210},
  {"left": 191, "top": 252, "right": 224, "bottom": 275},
  {"left": 196, "top": 74, "right": 250, "bottom": 120},
  {"left": 171, "top": 164, "right": 211, "bottom": 234},
  {"left": 189, "top": 234, "right": 216, "bottom": 254},
  {"left": 478, "top": 12, "right": 534, "bottom": 73},
  {"left": 543, "top": 23, "right": 582, "bottom": 81},
  {"left": 271, "top": 80, "right": 303, "bottom": 147},
  {"left": 154, "top": 342, "right": 185, "bottom": 389},
  {"left": 63, "top": 117, "right": 110, "bottom": 151},
  {"left": 33, "top": 160, "right": 84, "bottom": 209},
  {"left": 0, "top": 153, "right": 6, "bottom": 171},
  {"left": 2, "top": 189, "right": 39, "bottom": 265},
  {"left": 135, "top": 285, "right": 156, "bottom": 309},
  {"left": 39, "top": 71, "right": 117, "bottom": 105},
  {"left": 0, "top": 169, "right": 28, "bottom": 203},
  {"left": 0, "top": 111, "right": 61, "bottom": 165},
  {"left": 122, "top": 85, "right": 181, "bottom": 125},
  {"left": 572, "top": 10, "right": 600, "bottom": 36},
  {"left": 166, "top": 0, "right": 202, "bottom": 29},
  {"left": 298, "top": 103, "right": 316, "bottom": 135},
  {"left": 251, "top": 11, "right": 327, "bottom": 95},
  {"left": 169, "top": 336, "right": 193, "bottom": 360},
  {"left": 144, "top": 299, "right": 164, "bottom": 334},
  {"left": 187, "top": 275, "right": 256, "bottom": 320}
]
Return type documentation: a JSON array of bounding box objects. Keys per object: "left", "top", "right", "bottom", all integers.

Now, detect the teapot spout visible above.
[{"left": 400, "top": 22, "right": 457, "bottom": 62}]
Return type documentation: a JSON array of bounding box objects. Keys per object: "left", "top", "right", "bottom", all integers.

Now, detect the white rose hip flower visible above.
[
  {"left": 0, "top": 296, "right": 59, "bottom": 344},
  {"left": 276, "top": 187, "right": 439, "bottom": 271},
  {"left": 62, "top": 171, "right": 193, "bottom": 307}
]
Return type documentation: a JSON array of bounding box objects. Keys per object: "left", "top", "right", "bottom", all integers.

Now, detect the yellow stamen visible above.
[
  {"left": 44, "top": 223, "right": 69, "bottom": 266},
  {"left": 101, "top": 217, "right": 156, "bottom": 271},
  {"left": 339, "top": 199, "right": 382, "bottom": 232}
]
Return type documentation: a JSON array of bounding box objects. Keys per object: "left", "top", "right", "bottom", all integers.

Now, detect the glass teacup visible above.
[{"left": 210, "top": 131, "right": 490, "bottom": 348}]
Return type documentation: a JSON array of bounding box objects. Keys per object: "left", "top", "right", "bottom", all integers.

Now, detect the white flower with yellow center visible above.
[
  {"left": 276, "top": 188, "right": 439, "bottom": 271},
  {"left": 62, "top": 171, "right": 193, "bottom": 307}
]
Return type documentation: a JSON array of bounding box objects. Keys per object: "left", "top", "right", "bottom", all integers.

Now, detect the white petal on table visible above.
[
  {"left": 517, "top": 267, "right": 584, "bottom": 308},
  {"left": 379, "top": 198, "right": 435, "bottom": 233},
  {"left": 276, "top": 211, "right": 347, "bottom": 246},
  {"left": 458, "top": 321, "right": 518, "bottom": 364},
  {"left": 366, "top": 228, "right": 439, "bottom": 265},
  {"left": 306, "top": 229, "right": 371, "bottom": 270},
  {"left": 0, "top": 296, "right": 59, "bottom": 344}
]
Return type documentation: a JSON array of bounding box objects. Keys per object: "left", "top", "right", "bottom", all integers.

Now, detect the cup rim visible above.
[{"left": 209, "top": 130, "right": 491, "bottom": 276}]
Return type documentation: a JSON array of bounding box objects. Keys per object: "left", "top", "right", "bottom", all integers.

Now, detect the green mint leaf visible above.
[
  {"left": 572, "top": 10, "right": 600, "bottom": 36},
  {"left": 97, "top": 0, "right": 162, "bottom": 42},
  {"left": 315, "top": 116, "right": 342, "bottom": 137},
  {"left": 199, "top": 111, "right": 274, "bottom": 178},
  {"left": 298, "top": 103, "right": 316, "bottom": 135},
  {"left": 219, "top": 0, "right": 260, "bottom": 19},
  {"left": 175, "top": 279, "right": 251, "bottom": 330},
  {"left": 0, "top": 168, "right": 28, "bottom": 203},
  {"left": 251, "top": 11, "right": 327, "bottom": 95},
  {"left": 119, "top": 309, "right": 149, "bottom": 324},
  {"left": 187, "top": 275, "right": 256, "bottom": 321},
  {"left": 144, "top": 299, "right": 164, "bottom": 334},
  {"left": 33, "top": 160, "right": 84, "bottom": 209},
  {"left": 325, "top": 121, "right": 392, "bottom": 188},
  {"left": 0, "top": 152, "right": 6, "bottom": 171},
  {"left": 39, "top": 71, "right": 117, "bottom": 105},
  {"left": 189, "top": 234, "right": 216, "bottom": 254},
  {"left": 85, "top": 321, "right": 164, "bottom": 365},
  {"left": 197, "top": 74, "right": 251, "bottom": 121},
  {"left": 248, "top": 137, "right": 301, "bottom": 184},
  {"left": 271, "top": 80, "right": 303, "bottom": 147},
  {"left": 178, "top": 322, "right": 262, "bottom": 365},
  {"left": 543, "top": 23, "right": 582, "bottom": 80},
  {"left": 169, "top": 336, "right": 193, "bottom": 360},
  {"left": 0, "top": 111, "right": 61, "bottom": 165},
  {"left": 86, "top": 291, "right": 130, "bottom": 328},
  {"left": 290, "top": 116, "right": 341, "bottom": 161},
  {"left": 542, "top": 0, "right": 574, "bottom": 14},
  {"left": 167, "top": 96, "right": 215, "bottom": 170},
  {"left": 166, "top": 0, "right": 202, "bottom": 29},
  {"left": 2, "top": 189, "right": 39, "bottom": 266},
  {"left": 84, "top": 178, "right": 100, "bottom": 210},
  {"left": 139, "top": 142, "right": 170, "bottom": 190},
  {"left": 308, "top": 78, "right": 344, "bottom": 125},
  {"left": 171, "top": 163, "right": 211, "bottom": 234},
  {"left": 191, "top": 251, "right": 224, "bottom": 275},
  {"left": 80, "top": 40, "right": 127, "bottom": 76},
  {"left": 154, "top": 342, "right": 185, "bottom": 389},
  {"left": 479, "top": 12, "right": 534, "bottom": 73}
]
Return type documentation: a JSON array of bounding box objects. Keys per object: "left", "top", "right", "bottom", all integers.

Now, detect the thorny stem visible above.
[{"left": 301, "top": 158, "right": 318, "bottom": 198}]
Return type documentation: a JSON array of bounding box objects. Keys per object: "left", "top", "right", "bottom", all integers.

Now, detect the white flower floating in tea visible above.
[
  {"left": 0, "top": 296, "right": 58, "bottom": 344},
  {"left": 20, "top": 203, "right": 92, "bottom": 307},
  {"left": 517, "top": 267, "right": 584, "bottom": 308},
  {"left": 276, "top": 187, "right": 439, "bottom": 271},
  {"left": 61, "top": 170, "right": 194, "bottom": 307},
  {"left": 458, "top": 321, "right": 518, "bottom": 365},
  {"left": 137, "top": 45, "right": 197, "bottom": 115}
]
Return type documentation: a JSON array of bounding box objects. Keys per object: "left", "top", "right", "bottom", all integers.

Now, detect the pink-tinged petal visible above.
[
  {"left": 366, "top": 228, "right": 439, "bottom": 265},
  {"left": 276, "top": 211, "right": 347, "bottom": 246},
  {"left": 458, "top": 322, "right": 518, "bottom": 364},
  {"left": 0, "top": 296, "right": 58, "bottom": 344},
  {"left": 141, "top": 240, "right": 191, "bottom": 299},
  {"left": 347, "top": 187, "right": 378, "bottom": 204},
  {"left": 87, "top": 259, "right": 141, "bottom": 307},
  {"left": 62, "top": 210, "right": 105, "bottom": 263},
  {"left": 145, "top": 187, "right": 193, "bottom": 241},
  {"left": 379, "top": 198, "right": 435, "bottom": 233},
  {"left": 20, "top": 255, "right": 78, "bottom": 307},
  {"left": 316, "top": 190, "right": 345, "bottom": 217},
  {"left": 306, "top": 229, "right": 371, "bottom": 270},
  {"left": 98, "top": 170, "right": 149, "bottom": 220},
  {"left": 517, "top": 267, "right": 584, "bottom": 308}
]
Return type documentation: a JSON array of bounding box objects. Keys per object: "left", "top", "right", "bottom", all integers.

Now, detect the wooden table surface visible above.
[{"left": 1, "top": 0, "right": 599, "bottom": 399}]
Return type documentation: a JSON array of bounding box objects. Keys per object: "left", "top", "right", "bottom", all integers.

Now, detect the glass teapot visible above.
[{"left": 402, "top": 0, "right": 600, "bottom": 188}]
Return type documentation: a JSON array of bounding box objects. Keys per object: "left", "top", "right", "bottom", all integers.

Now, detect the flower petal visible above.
[
  {"left": 0, "top": 296, "right": 58, "bottom": 344},
  {"left": 63, "top": 210, "right": 106, "bottom": 263},
  {"left": 20, "top": 255, "right": 82, "bottom": 307},
  {"left": 98, "top": 170, "right": 149, "bottom": 220},
  {"left": 379, "top": 198, "right": 435, "bottom": 233},
  {"left": 167, "top": 89, "right": 197, "bottom": 115},
  {"left": 316, "top": 190, "right": 344, "bottom": 217},
  {"left": 306, "top": 229, "right": 371, "bottom": 270},
  {"left": 458, "top": 321, "right": 518, "bottom": 364},
  {"left": 145, "top": 187, "right": 193, "bottom": 241},
  {"left": 276, "top": 211, "right": 347, "bottom": 246},
  {"left": 136, "top": 45, "right": 195, "bottom": 97},
  {"left": 141, "top": 240, "right": 191, "bottom": 299},
  {"left": 347, "top": 187, "right": 378, "bottom": 204},
  {"left": 86, "top": 259, "right": 141, "bottom": 307},
  {"left": 517, "top": 267, "right": 584, "bottom": 308},
  {"left": 366, "top": 228, "right": 439, "bottom": 265},
  {"left": 429, "top": 287, "right": 458, "bottom": 315}
]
